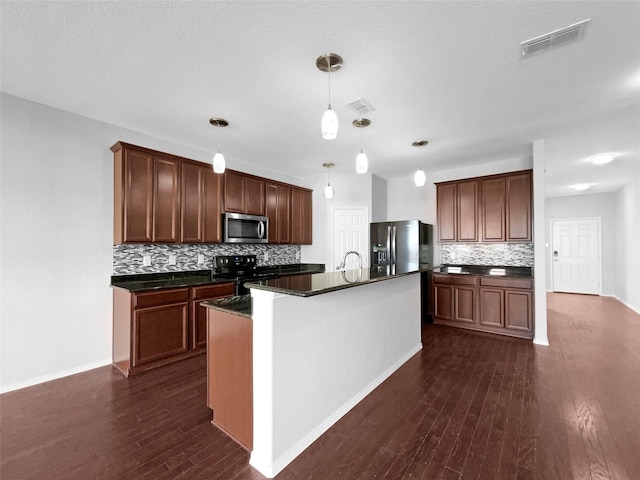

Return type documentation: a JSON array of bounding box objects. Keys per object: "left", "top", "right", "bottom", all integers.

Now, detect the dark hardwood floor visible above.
[{"left": 1, "top": 293, "right": 638, "bottom": 479}]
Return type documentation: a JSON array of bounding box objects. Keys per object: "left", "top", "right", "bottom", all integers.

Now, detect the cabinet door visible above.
[
  {"left": 203, "top": 169, "right": 223, "bottom": 243},
  {"left": 433, "top": 284, "right": 454, "bottom": 321},
  {"left": 454, "top": 285, "right": 476, "bottom": 323},
  {"left": 191, "top": 283, "right": 235, "bottom": 350},
  {"left": 122, "top": 148, "right": 154, "bottom": 243},
  {"left": 132, "top": 302, "right": 189, "bottom": 367},
  {"left": 224, "top": 171, "right": 245, "bottom": 213},
  {"left": 506, "top": 172, "right": 532, "bottom": 241},
  {"left": 291, "top": 188, "right": 312, "bottom": 245},
  {"left": 457, "top": 180, "right": 478, "bottom": 242},
  {"left": 153, "top": 155, "right": 181, "bottom": 243},
  {"left": 181, "top": 163, "right": 205, "bottom": 243},
  {"left": 244, "top": 177, "right": 265, "bottom": 215},
  {"left": 479, "top": 287, "right": 504, "bottom": 327},
  {"left": 437, "top": 184, "right": 457, "bottom": 242},
  {"left": 266, "top": 183, "right": 292, "bottom": 244},
  {"left": 480, "top": 177, "right": 506, "bottom": 242},
  {"left": 505, "top": 289, "right": 532, "bottom": 332}
]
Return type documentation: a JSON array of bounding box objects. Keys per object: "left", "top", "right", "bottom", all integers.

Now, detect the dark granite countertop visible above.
[
  {"left": 437, "top": 264, "right": 533, "bottom": 278},
  {"left": 244, "top": 264, "right": 437, "bottom": 298},
  {"left": 201, "top": 295, "right": 252, "bottom": 318},
  {"left": 110, "top": 263, "right": 325, "bottom": 292},
  {"left": 110, "top": 270, "right": 232, "bottom": 291}
]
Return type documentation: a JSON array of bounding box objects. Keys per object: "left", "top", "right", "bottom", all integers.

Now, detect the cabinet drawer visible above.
[
  {"left": 191, "top": 282, "right": 235, "bottom": 300},
  {"left": 433, "top": 273, "right": 478, "bottom": 286},
  {"left": 134, "top": 288, "right": 190, "bottom": 308},
  {"left": 479, "top": 277, "right": 532, "bottom": 289}
]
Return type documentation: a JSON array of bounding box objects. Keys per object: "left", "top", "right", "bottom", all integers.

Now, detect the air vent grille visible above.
[
  {"left": 521, "top": 19, "right": 590, "bottom": 58},
  {"left": 345, "top": 97, "right": 376, "bottom": 115}
]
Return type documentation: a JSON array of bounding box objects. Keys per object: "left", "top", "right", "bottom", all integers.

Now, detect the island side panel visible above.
[
  {"left": 250, "top": 274, "right": 422, "bottom": 477},
  {"left": 207, "top": 308, "right": 253, "bottom": 450}
]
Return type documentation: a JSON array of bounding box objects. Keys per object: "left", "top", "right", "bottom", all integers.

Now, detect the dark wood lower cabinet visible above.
[
  {"left": 113, "top": 282, "right": 235, "bottom": 376},
  {"left": 191, "top": 283, "right": 235, "bottom": 350},
  {"left": 433, "top": 273, "right": 533, "bottom": 339},
  {"left": 207, "top": 308, "right": 253, "bottom": 450}
]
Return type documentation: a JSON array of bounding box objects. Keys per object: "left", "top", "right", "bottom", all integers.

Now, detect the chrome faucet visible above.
[{"left": 336, "top": 250, "right": 363, "bottom": 270}]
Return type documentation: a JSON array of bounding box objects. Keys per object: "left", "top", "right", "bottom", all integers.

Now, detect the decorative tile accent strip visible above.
[
  {"left": 113, "top": 244, "right": 301, "bottom": 275},
  {"left": 440, "top": 243, "right": 534, "bottom": 267}
]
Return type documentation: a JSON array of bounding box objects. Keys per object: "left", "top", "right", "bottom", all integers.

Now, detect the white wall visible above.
[
  {"left": 615, "top": 178, "right": 640, "bottom": 312},
  {"left": 545, "top": 192, "right": 617, "bottom": 295},
  {"left": 0, "top": 94, "right": 301, "bottom": 392},
  {"left": 300, "top": 172, "right": 373, "bottom": 268}
]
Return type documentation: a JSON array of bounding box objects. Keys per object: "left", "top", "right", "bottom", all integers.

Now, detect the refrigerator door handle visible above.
[{"left": 391, "top": 225, "right": 397, "bottom": 266}]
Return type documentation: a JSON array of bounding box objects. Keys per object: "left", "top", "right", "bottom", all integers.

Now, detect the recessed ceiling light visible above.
[
  {"left": 570, "top": 183, "right": 592, "bottom": 191},
  {"left": 591, "top": 153, "right": 614, "bottom": 165}
]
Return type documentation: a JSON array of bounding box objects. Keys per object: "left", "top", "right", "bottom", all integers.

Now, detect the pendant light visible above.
[
  {"left": 209, "top": 117, "right": 229, "bottom": 173},
  {"left": 353, "top": 118, "right": 371, "bottom": 174},
  {"left": 412, "top": 140, "right": 428, "bottom": 187},
  {"left": 323, "top": 162, "right": 335, "bottom": 199},
  {"left": 316, "top": 53, "right": 343, "bottom": 140}
]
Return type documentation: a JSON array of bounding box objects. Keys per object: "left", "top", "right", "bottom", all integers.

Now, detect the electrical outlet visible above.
[
  {"left": 197, "top": 254, "right": 205, "bottom": 265},
  {"left": 264, "top": 251, "right": 269, "bottom": 261},
  {"left": 168, "top": 254, "right": 177, "bottom": 265},
  {"left": 142, "top": 255, "right": 152, "bottom": 266},
  {"left": 450, "top": 252, "right": 456, "bottom": 260}
]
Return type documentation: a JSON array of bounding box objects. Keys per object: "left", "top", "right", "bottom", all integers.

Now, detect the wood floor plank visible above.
[{"left": 1, "top": 294, "right": 638, "bottom": 480}]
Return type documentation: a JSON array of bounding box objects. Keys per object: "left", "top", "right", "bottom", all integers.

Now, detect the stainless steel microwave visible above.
[{"left": 223, "top": 212, "right": 269, "bottom": 244}]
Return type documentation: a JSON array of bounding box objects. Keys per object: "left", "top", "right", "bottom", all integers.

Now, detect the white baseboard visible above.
[
  {"left": 614, "top": 296, "right": 640, "bottom": 315},
  {"left": 250, "top": 342, "right": 423, "bottom": 478},
  {"left": 0, "top": 358, "right": 112, "bottom": 394}
]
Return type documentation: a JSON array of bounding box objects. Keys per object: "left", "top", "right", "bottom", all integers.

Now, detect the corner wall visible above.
[{"left": 615, "top": 178, "right": 640, "bottom": 312}]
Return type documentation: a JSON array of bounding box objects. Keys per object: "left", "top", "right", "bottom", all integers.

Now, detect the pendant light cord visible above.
[{"left": 327, "top": 67, "right": 332, "bottom": 107}]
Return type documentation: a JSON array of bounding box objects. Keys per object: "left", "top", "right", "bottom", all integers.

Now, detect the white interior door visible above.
[
  {"left": 551, "top": 218, "right": 600, "bottom": 294},
  {"left": 332, "top": 207, "right": 369, "bottom": 271}
]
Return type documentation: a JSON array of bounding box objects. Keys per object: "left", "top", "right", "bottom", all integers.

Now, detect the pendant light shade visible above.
[
  {"left": 212, "top": 151, "right": 226, "bottom": 174},
  {"left": 412, "top": 140, "right": 429, "bottom": 187},
  {"left": 317, "top": 53, "right": 343, "bottom": 140},
  {"left": 209, "top": 117, "right": 229, "bottom": 174},
  {"left": 322, "top": 106, "right": 338, "bottom": 140},
  {"left": 323, "top": 162, "right": 335, "bottom": 200},
  {"left": 324, "top": 184, "right": 334, "bottom": 199},
  {"left": 356, "top": 150, "right": 368, "bottom": 174},
  {"left": 353, "top": 118, "right": 371, "bottom": 174}
]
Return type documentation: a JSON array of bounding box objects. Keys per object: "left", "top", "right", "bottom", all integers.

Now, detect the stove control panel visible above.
[{"left": 214, "top": 255, "right": 257, "bottom": 269}]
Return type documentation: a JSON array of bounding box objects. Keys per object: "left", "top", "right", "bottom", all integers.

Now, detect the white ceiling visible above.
[{"left": 2, "top": 1, "right": 639, "bottom": 197}]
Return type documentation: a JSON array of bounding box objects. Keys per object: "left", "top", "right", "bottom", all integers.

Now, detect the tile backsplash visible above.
[
  {"left": 113, "top": 243, "right": 301, "bottom": 275},
  {"left": 440, "top": 243, "right": 534, "bottom": 267}
]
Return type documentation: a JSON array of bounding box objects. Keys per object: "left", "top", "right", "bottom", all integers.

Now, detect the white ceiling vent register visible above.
[
  {"left": 345, "top": 97, "right": 376, "bottom": 115},
  {"left": 521, "top": 19, "right": 591, "bottom": 58}
]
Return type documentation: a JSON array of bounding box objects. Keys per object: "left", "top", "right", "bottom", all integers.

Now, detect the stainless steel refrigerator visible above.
[{"left": 370, "top": 220, "right": 433, "bottom": 274}]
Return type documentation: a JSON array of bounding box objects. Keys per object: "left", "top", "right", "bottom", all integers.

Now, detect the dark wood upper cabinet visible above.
[
  {"left": 118, "top": 147, "right": 154, "bottom": 243},
  {"left": 224, "top": 170, "right": 265, "bottom": 216},
  {"left": 506, "top": 172, "right": 532, "bottom": 241},
  {"left": 113, "top": 143, "right": 180, "bottom": 244},
  {"left": 153, "top": 155, "right": 181, "bottom": 243},
  {"left": 456, "top": 181, "right": 478, "bottom": 242},
  {"left": 436, "top": 184, "right": 457, "bottom": 242},
  {"left": 181, "top": 163, "right": 223, "bottom": 243},
  {"left": 291, "top": 187, "right": 312, "bottom": 245},
  {"left": 436, "top": 170, "right": 532, "bottom": 244},
  {"left": 113, "top": 143, "right": 312, "bottom": 245},
  {"left": 266, "top": 183, "right": 292, "bottom": 244},
  {"left": 480, "top": 177, "right": 506, "bottom": 242}
]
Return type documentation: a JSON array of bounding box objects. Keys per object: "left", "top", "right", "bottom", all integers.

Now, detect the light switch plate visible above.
[{"left": 142, "top": 255, "right": 152, "bottom": 266}]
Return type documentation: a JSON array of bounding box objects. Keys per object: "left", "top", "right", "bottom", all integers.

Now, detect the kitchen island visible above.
[{"left": 203, "top": 266, "right": 434, "bottom": 478}]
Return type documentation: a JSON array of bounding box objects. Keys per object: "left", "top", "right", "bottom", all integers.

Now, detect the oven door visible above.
[{"left": 224, "top": 213, "right": 269, "bottom": 244}]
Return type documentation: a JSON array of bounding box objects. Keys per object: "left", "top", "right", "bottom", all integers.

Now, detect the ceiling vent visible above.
[
  {"left": 521, "top": 19, "right": 590, "bottom": 58},
  {"left": 345, "top": 97, "right": 376, "bottom": 115}
]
